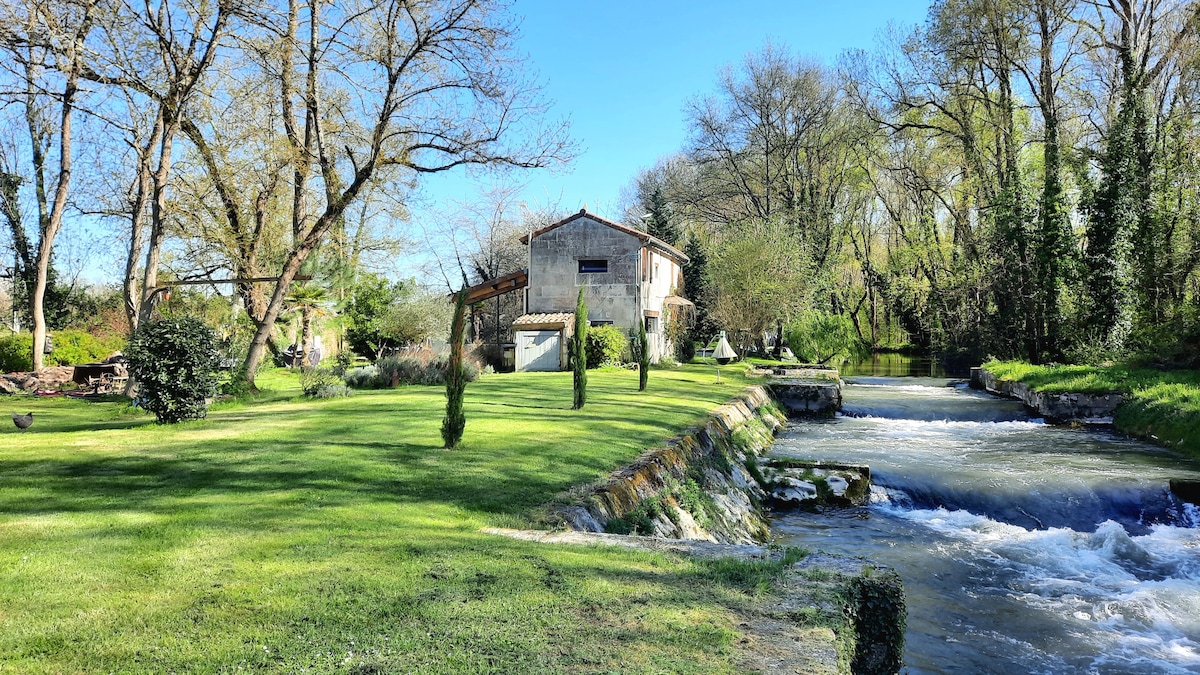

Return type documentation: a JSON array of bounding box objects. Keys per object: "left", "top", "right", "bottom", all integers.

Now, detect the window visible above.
[
  {"left": 644, "top": 316, "right": 659, "bottom": 333},
  {"left": 589, "top": 320, "right": 612, "bottom": 327},
  {"left": 578, "top": 259, "right": 608, "bottom": 273}
]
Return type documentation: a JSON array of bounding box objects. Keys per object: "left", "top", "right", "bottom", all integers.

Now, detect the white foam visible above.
[{"left": 882, "top": 503, "right": 1200, "bottom": 670}]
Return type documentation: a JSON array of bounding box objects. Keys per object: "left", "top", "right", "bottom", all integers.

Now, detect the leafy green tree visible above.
[
  {"left": 345, "top": 275, "right": 451, "bottom": 358},
  {"left": 585, "top": 324, "right": 628, "bottom": 368},
  {"left": 572, "top": 286, "right": 587, "bottom": 410},
  {"left": 707, "top": 221, "right": 810, "bottom": 355},
  {"left": 441, "top": 291, "right": 468, "bottom": 449},
  {"left": 786, "top": 311, "right": 865, "bottom": 365}
]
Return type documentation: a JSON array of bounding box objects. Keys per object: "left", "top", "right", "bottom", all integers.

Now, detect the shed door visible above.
[{"left": 516, "top": 330, "right": 561, "bottom": 371}]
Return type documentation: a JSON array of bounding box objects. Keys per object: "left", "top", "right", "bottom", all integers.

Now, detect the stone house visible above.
[{"left": 505, "top": 209, "right": 690, "bottom": 371}]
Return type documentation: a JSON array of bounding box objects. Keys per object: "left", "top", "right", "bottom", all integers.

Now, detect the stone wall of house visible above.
[
  {"left": 550, "top": 385, "right": 783, "bottom": 544},
  {"left": 527, "top": 214, "right": 643, "bottom": 329}
]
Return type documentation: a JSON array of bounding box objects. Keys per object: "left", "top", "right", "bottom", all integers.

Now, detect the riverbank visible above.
[{"left": 980, "top": 360, "right": 1200, "bottom": 457}]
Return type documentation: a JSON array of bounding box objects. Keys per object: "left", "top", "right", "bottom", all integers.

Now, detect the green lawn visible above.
[
  {"left": 0, "top": 365, "right": 816, "bottom": 673},
  {"left": 982, "top": 360, "right": 1200, "bottom": 457}
]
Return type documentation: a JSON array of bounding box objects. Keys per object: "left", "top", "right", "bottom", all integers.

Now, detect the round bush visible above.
[
  {"left": 585, "top": 324, "right": 629, "bottom": 368},
  {"left": 126, "top": 317, "right": 221, "bottom": 424}
]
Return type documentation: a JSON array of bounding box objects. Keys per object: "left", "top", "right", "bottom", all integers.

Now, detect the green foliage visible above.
[
  {"left": 299, "top": 368, "right": 352, "bottom": 399},
  {"left": 0, "top": 330, "right": 126, "bottom": 373},
  {"left": 641, "top": 185, "right": 681, "bottom": 246},
  {"left": 681, "top": 234, "right": 713, "bottom": 362},
  {"left": 46, "top": 330, "right": 127, "bottom": 367},
  {"left": 837, "top": 568, "right": 906, "bottom": 675},
  {"left": 442, "top": 291, "right": 469, "bottom": 449},
  {"left": 584, "top": 324, "right": 628, "bottom": 369},
  {"left": 707, "top": 221, "right": 810, "bottom": 354},
  {"left": 0, "top": 333, "right": 32, "bottom": 372},
  {"left": 126, "top": 317, "right": 221, "bottom": 424},
  {"left": 344, "top": 355, "right": 481, "bottom": 389},
  {"left": 786, "top": 311, "right": 866, "bottom": 365},
  {"left": 572, "top": 286, "right": 587, "bottom": 410},
  {"left": 637, "top": 320, "right": 650, "bottom": 391},
  {"left": 344, "top": 274, "right": 451, "bottom": 358}
]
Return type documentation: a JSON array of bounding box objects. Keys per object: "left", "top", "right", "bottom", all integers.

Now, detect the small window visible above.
[
  {"left": 644, "top": 316, "right": 659, "bottom": 333},
  {"left": 578, "top": 259, "right": 608, "bottom": 273},
  {"left": 589, "top": 320, "right": 612, "bottom": 327}
]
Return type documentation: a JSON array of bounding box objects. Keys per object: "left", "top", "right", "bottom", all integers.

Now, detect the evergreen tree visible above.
[
  {"left": 441, "top": 290, "right": 469, "bottom": 448},
  {"left": 681, "top": 234, "right": 713, "bottom": 358},
  {"left": 572, "top": 286, "right": 587, "bottom": 410},
  {"left": 643, "top": 186, "right": 681, "bottom": 246}
]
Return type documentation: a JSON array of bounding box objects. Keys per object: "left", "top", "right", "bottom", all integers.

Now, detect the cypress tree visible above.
[
  {"left": 441, "top": 290, "right": 469, "bottom": 448},
  {"left": 638, "top": 317, "right": 649, "bottom": 391},
  {"left": 572, "top": 286, "right": 587, "bottom": 409}
]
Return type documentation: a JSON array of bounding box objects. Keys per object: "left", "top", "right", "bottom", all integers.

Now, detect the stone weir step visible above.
[{"left": 766, "top": 380, "right": 842, "bottom": 417}]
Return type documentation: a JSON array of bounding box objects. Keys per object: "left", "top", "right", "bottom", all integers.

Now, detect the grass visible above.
[
  {"left": 0, "top": 363, "right": 830, "bottom": 673},
  {"left": 982, "top": 359, "right": 1200, "bottom": 457}
]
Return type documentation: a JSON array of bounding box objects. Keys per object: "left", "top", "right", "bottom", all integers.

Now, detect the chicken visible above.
[{"left": 12, "top": 412, "right": 33, "bottom": 430}]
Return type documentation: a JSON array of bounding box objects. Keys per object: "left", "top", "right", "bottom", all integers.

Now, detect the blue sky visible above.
[{"left": 414, "top": 0, "right": 932, "bottom": 220}]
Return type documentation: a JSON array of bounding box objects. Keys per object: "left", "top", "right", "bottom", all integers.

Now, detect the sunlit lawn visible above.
[{"left": 0, "top": 364, "right": 794, "bottom": 673}]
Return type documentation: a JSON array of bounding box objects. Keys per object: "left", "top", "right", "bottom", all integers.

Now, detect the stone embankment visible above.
[
  {"left": 970, "top": 367, "right": 1124, "bottom": 424},
  {"left": 550, "top": 385, "right": 782, "bottom": 543}
]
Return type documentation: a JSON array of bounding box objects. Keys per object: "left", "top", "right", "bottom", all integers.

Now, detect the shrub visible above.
[
  {"left": 47, "top": 330, "right": 126, "bottom": 367},
  {"left": 0, "top": 330, "right": 126, "bottom": 373},
  {"left": 343, "top": 365, "right": 380, "bottom": 388},
  {"left": 300, "top": 368, "right": 351, "bottom": 398},
  {"left": 442, "top": 290, "right": 468, "bottom": 449},
  {"left": 0, "top": 333, "right": 32, "bottom": 373},
  {"left": 126, "top": 317, "right": 221, "bottom": 424},
  {"left": 343, "top": 355, "right": 480, "bottom": 389},
  {"left": 636, "top": 320, "right": 649, "bottom": 391},
  {"left": 573, "top": 287, "right": 587, "bottom": 409},
  {"left": 586, "top": 324, "right": 628, "bottom": 368}
]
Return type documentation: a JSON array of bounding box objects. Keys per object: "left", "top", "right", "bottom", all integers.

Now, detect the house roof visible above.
[
  {"left": 513, "top": 312, "right": 575, "bottom": 330},
  {"left": 520, "top": 208, "right": 689, "bottom": 263}
]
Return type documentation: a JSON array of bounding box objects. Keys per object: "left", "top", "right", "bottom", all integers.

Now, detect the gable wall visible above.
[{"left": 527, "top": 216, "right": 642, "bottom": 329}]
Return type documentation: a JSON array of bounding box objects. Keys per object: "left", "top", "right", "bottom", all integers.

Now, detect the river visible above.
[{"left": 771, "top": 376, "right": 1200, "bottom": 674}]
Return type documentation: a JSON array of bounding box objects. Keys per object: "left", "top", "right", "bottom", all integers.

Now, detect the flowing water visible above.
[{"left": 771, "top": 378, "right": 1200, "bottom": 674}]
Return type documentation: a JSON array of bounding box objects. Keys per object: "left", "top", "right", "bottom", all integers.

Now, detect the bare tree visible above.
[
  {"left": 0, "top": 0, "right": 96, "bottom": 371},
  {"left": 235, "top": 0, "right": 572, "bottom": 386}
]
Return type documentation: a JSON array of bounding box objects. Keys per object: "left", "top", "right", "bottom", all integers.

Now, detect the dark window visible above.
[
  {"left": 589, "top": 320, "right": 612, "bottom": 327},
  {"left": 578, "top": 259, "right": 608, "bottom": 273},
  {"left": 644, "top": 316, "right": 659, "bottom": 333}
]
